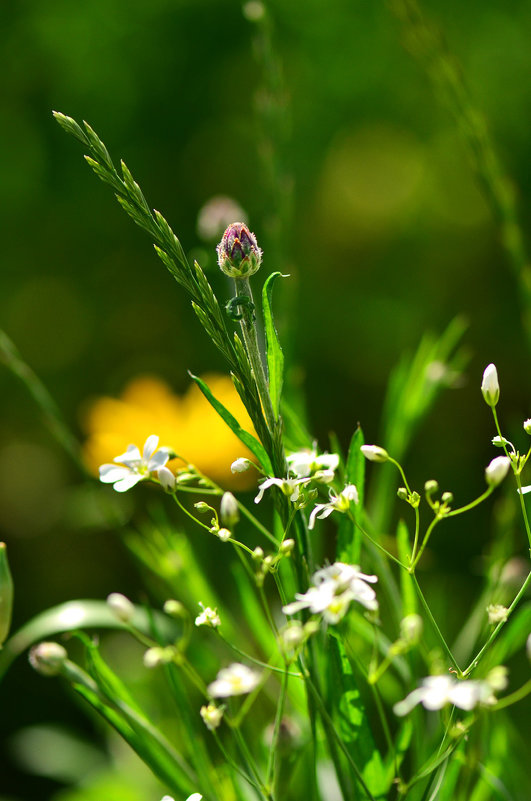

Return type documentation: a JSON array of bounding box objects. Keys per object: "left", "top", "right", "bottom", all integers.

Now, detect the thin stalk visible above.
[
  {"left": 266, "top": 664, "right": 289, "bottom": 793},
  {"left": 411, "top": 574, "right": 460, "bottom": 672}
]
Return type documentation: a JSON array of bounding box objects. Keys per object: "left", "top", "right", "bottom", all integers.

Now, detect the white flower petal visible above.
[
  {"left": 99, "top": 464, "right": 131, "bottom": 483},
  {"left": 143, "top": 434, "right": 159, "bottom": 461},
  {"left": 113, "top": 473, "right": 145, "bottom": 493},
  {"left": 114, "top": 444, "right": 141, "bottom": 465}
]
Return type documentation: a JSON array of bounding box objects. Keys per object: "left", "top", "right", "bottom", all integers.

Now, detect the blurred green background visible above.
[{"left": 2, "top": 0, "right": 531, "bottom": 798}]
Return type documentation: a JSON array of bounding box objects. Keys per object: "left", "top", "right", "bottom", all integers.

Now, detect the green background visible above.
[{"left": 2, "top": 1, "right": 531, "bottom": 798}]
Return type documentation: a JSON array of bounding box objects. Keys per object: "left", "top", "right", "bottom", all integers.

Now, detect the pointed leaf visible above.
[{"left": 262, "top": 272, "right": 287, "bottom": 417}]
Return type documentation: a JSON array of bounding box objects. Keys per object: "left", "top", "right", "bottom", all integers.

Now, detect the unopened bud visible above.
[
  {"left": 217, "top": 528, "right": 231, "bottom": 542},
  {"left": 158, "top": 466, "right": 176, "bottom": 492},
  {"left": 524, "top": 419, "right": 531, "bottom": 435},
  {"left": 163, "top": 599, "right": 186, "bottom": 618},
  {"left": 220, "top": 492, "right": 239, "bottom": 527},
  {"left": 486, "top": 604, "right": 509, "bottom": 625},
  {"left": 195, "top": 502, "right": 214, "bottom": 514},
  {"left": 279, "top": 538, "right": 295, "bottom": 556},
  {"left": 107, "top": 592, "right": 135, "bottom": 623},
  {"left": 29, "top": 642, "right": 67, "bottom": 676},
  {"left": 481, "top": 363, "right": 499, "bottom": 408},
  {"left": 397, "top": 487, "right": 408, "bottom": 501},
  {"left": 231, "top": 458, "right": 252, "bottom": 473},
  {"left": 252, "top": 546, "right": 264, "bottom": 561},
  {"left": 200, "top": 703, "right": 224, "bottom": 731},
  {"left": 485, "top": 456, "right": 511, "bottom": 487},
  {"left": 0, "top": 542, "right": 14, "bottom": 645},
  {"left": 400, "top": 614, "right": 423, "bottom": 644},
  {"left": 217, "top": 222, "right": 262, "bottom": 278},
  {"left": 441, "top": 491, "right": 453, "bottom": 504},
  {"left": 143, "top": 645, "right": 176, "bottom": 668},
  {"left": 360, "top": 445, "right": 389, "bottom": 463},
  {"left": 424, "top": 480, "right": 439, "bottom": 494}
]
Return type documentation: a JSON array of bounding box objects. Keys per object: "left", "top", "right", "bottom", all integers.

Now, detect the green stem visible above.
[
  {"left": 411, "top": 574, "right": 460, "bottom": 672},
  {"left": 493, "top": 677, "right": 531, "bottom": 710},
  {"left": 235, "top": 276, "right": 277, "bottom": 434},
  {"left": 410, "top": 515, "right": 441, "bottom": 570},
  {"left": 266, "top": 663, "right": 289, "bottom": 793},
  {"left": 463, "top": 568, "right": 531, "bottom": 676}
]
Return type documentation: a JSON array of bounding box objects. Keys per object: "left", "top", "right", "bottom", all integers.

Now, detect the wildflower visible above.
[
  {"left": 106, "top": 592, "right": 135, "bottom": 624},
  {"left": 207, "top": 663, "right": 261, "bottom": 698},
  {"left": 485, "top": 455, "right": 511, "bottom": 487},
  {"left": 29, "top": 642, "right": 68, "bottom": 676},
  {"left": 254, "top": 476, "right": 309, "bottom": 505},
  {"left": 308, "top": 484, "right": 359, "bottom": 530},
  {"left": 393, "top": 670, "right": 507, "bottom": 716},
  {"left": 481, "top": 363, "right": 499, "bottom": 408},
  {"left": 84, "top": 374, "right": 256, "bottom": 488},
  {"left": 99, "top": 434, "right": 171, "bottom": 493},
  {"left": 200, "top": 703, "right": 224, "bottom": 731},
  {"left": 283, "top": 562, "right": 378, "bottom": 624},
  {"left": 220, "top": 492, "right": 239, "bottom": 527},
  {"left": 217, "top": 222, "right": 262, "bottom": 278},
  {"left": 195, "top": 604, "right": 221, "bottom": 628},
  {"left": 360, "top": 445, "right": 389, "bottom": 463},
  {"left": 197, "top": 195, "right": 247, "bottom": 241},
  {"left": 286, "top": 448, "right": 339, "bottom": 482},
  {"left": 487, "top": 604, "right": 509, "bottom": 625}
]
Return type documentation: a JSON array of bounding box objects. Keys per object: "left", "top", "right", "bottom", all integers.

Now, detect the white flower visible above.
[
  {"left": 283, "top": 561, "right": 378, "bottom": 624},
  {"left": 195, "top": 604, "right": 221, "bottom": 628},
  {"left": 106, "top": 592, "right": 135, "bottom": 623},
  {"left": 360, "top": 445, "right": 389, "bottom": 463},
  {"left": 486, "top": 604, "right": 508, "bottom": 625},
  {"left": 485, "top": 455, "right": 511, "bottom": 487},
  {"left": 207, "top": 663, "right": 261, "bottom": 698},
  {"left": 481, "top": 363, "right": 499, "bottom": 407},
  {"left": 394, "top": 672, "right": 504, "bottom": 717},
  {"left": 308, "top": 484, "right": 359, "bottom": 530},
  {"left": 286, "top": 449, "right": 339, "bottom": 482},
  {"left": 254, "top": 476, "right": 309, "bottom": 505},
  {"left": 200, "top": 703, "right": 224, "bottom": 731},
  {"left": 99, "top": 435, "right": 172, "bottom": 492}
]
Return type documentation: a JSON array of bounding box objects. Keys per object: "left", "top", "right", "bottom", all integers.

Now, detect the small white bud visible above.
[
  {"left": 143, "top": 646, "right": 175, "bottom": 668},
  {"left": 252, "top": 546, "right": 264, "bottom": 561},
  {"left": 163, "top": 599, "right": 186, "bottom": 618},
  {"left": 231, "top": 458, "right": 252, "bottom": 473},
  {"left": 481, "top": 363, "right": 499, "bottom": 408},
  {"left": 524, "top": 419, "right": 531, "bottom": 435},
  {"left": 107, "top": 592, "right": 135, "bottom": 623},
  {"left": 527, "top": 632, "right": 531, "bottom": 662},
  {"left": 360, "top": 445, "right": 389, "bottom": 463},
  {"left": 485, "top": 456, "right": 511, "bottom": 487},
  {"left": 217, "top": 528, "right": 231, "bottom": 542},
  {"left": 400, "top": 614, "right": 423, "bottom": 644},
  {"left": 158, "top": 466, "right": 176, "bottom": 491},
  {"left": 279, "top": 538, "right": 295, "bottom": 556},
  {"left": 220, "top": 492, "right": 239, "bottom": 527},
  {"left": 486, "top": 665, "right": 509, "bottom": 692},
  {"left": 29, "top": 642, "right": 68, "bottom": 676}
]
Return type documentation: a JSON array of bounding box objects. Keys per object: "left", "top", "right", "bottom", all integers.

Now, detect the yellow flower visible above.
[{"left": 82, "top": 374, "right": 256, "bottom": 488}]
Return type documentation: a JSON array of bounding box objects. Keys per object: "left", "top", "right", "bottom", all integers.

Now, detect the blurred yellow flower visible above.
[{"left": 82, "top": 374, "right": 257, "bottom": 488}]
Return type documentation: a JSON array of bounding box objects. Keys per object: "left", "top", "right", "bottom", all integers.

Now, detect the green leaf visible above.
[
  {"left": 188, "top": 372, "right": 272, "bottom": 473},
  {"left": 327, "top": 630, "right": 388, "bottom": 798},
  {"left": 396, "top": 520, "right": 416, "bottom": 616},
  {"left": 262, "top": 272, "right": 287, "bottom": 417},
  {"left": 0, "top": 600, "right": 180, "bottom": 680},
  {"left": 337, "top": 426, "right": 365, "bottom": 564}
]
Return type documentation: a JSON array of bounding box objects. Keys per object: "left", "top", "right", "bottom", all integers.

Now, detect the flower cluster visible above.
[{"left": 283, "top": 562, "right": 378, "bottom": 624}]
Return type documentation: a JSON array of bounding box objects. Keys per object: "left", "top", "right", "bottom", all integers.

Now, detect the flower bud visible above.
[
  {"left": 486, "top": 604, "right": 508, "bottom": 625},
  {"left": 163, "top": 599, "right": 186, "bottom": 618},
  {"left": 220, "top": 492, "right": 239, "bottom": 527},
  {"left": 485, "top": 456, "right": 511, "bottom": 487},
  {"left": 424, "top": 480, "right": 439, "bottom": 495},
  {"left": 217, "top": 222, "right": 262, "bottom": 278},
  {"left": 231, "top": 458, "right": 252, "bottom": 473},
  {"left": 481, "top": 363, "right": 499, "bottom": 408},
  {"left": 107, "top": 592, "right": 135, "bottom": 623},
  {"left": 158, "top": 466, "right": 176, "bottom": 492},
  {"left": 279, "top": 538, "right": 295, "bottom": 556},
  {"left": 397, "top": 487, "right": 408, "bottom": 501},
  {"left": 441, "top": 491, "right": 453, "bottom": 505},
  {"left": 252, "top": 546, "right": 264, "bottom": 561},
  {"left": 0, "top": 542, "right": 14, "bottom": 645},
  {"left": 29, "top": 642, "right": 68, "bottom": 676},
  {"left": 217, "top": 528, "right": 231, "bottom": 542},
  {"left": 360, "top": 445, "right": 389, "bottom": 463},
  {"left": 524, "top": 419, "right": 531, "bottom": 435},
  {"left": 400, "top": 614, "right": 423, "bottom": 645}
]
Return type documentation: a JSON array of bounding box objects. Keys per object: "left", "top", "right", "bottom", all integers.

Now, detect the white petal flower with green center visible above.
[
  {"left": 394, "top": 671, "right": 506, "bottom": 716},
  {"left": 99, "top": 434, "right": 172, "bottom": 492},
  {"left": 254, "top": 476, "right": 309, "bottom": 505},
  {"left": 207, "top": 663, "right": 261, "bottom": 698},
  {"left": 308, "top": 484, "right": 359, "bottom": 530},
  {"left": 195, "top": 604, "right": 221, "bottom": 628},
  {"left": 283, "top": 561, "right": 378, "bottom": 623}
]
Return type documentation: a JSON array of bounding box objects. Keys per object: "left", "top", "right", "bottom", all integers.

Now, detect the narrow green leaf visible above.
[
  {"left": 0, "top": 543, "right": 14, "bottom": 644},
  {"left": 396, "top": 520, "right": 416, "bottom": 616},
  {"left": 328, "top": 631, "right": 388, "bottom": 798},
  {"left": 188, "top": 372, "right": 272, "bottom": 473},
  {"left": 262, "top": 272, "right": 287, "bottom": 417},
  {"left": 337, "top": 426, "right": 365, "bottom": 564},
  {"left": 0, "top": 600, "right": 180, "bottom": 680}
]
